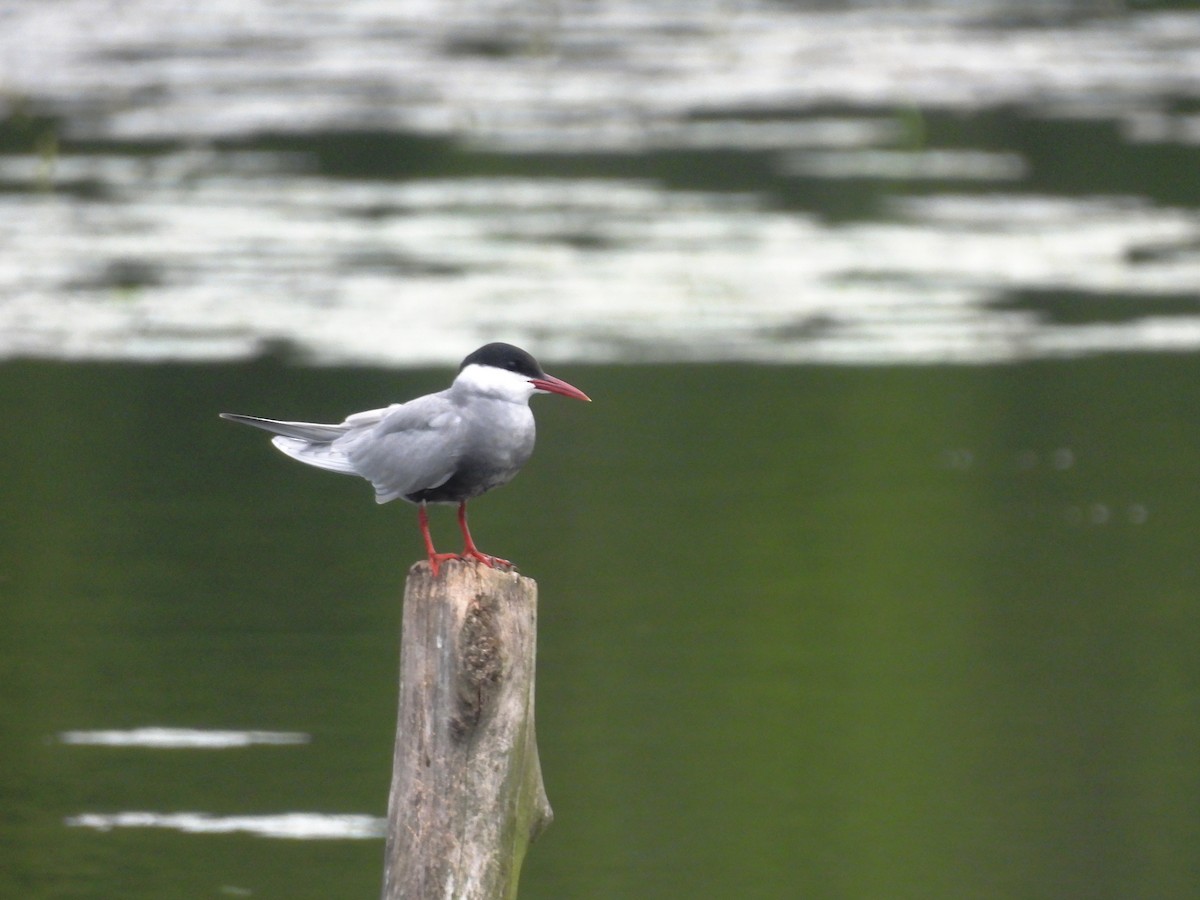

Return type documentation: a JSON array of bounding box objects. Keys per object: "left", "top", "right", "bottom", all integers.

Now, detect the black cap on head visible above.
[{"left": 460, "top": 343, "right": 544, "bottom": 379}]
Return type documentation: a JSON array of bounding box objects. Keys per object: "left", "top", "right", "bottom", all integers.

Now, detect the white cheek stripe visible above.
[{"left": 456, "top": 363, "right": 538, "bottom": 400}]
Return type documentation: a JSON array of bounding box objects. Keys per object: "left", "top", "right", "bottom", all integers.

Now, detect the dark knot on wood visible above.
[{"left": 452, "top": 592, "right": 504, "bottom": 740}]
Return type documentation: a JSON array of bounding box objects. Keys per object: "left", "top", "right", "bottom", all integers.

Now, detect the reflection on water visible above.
[
  {"left": 66, "top": 812, "right": 385, "bottom": 840},
  {"left": 782, "top": 147, "right": 1029, "bottom": 181},
  {"left": 60, "top": 732, "right": 371, "bottom": 843},
  {"left": 59, "top": 728, "right": 311, "bottom": 748},
  {"left": 1, "top": 1, "right": 1200, "bottom": 364},
  {"left": 6, "top": 0, "right": 1200, "bottom": 145},
  {"left": 2, "top": 162, "right": 1199, "bottom": 365}
]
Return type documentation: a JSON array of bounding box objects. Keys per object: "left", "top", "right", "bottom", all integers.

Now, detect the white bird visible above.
[{"left": 221, "top": 343, "right": 590, "bottom": 575}]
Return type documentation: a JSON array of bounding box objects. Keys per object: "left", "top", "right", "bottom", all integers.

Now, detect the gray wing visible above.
[{"left": 339, "top": 393, "right": 467, "bottom": 504}]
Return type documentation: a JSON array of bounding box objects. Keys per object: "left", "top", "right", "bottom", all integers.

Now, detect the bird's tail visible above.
[
  {"left": 219, "top": 413, "right": 347, "bottom": 442},
  {"left": 220, "top": 413, "right": 358, "bottom": 475}
]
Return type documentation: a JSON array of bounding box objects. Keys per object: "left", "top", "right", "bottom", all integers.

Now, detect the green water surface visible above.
[{"left": 1, "top": 356, "right": 1198, "bottom": 899}]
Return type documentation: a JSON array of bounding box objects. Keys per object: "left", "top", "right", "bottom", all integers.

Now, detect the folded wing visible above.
[
  {"left": 222, "top": 396, "right": 467, "bottom": 503},
  {"left": 344, "top": 398, "right": 465, "bottom": 503}
]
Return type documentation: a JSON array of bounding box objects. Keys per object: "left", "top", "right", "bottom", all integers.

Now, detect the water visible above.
[
  {"left": 3, "top": 0, "right": 1200, "bottom": 364},
  {"left": 3, "top": 357, "right": 1199, "bottom": 898},
  {"left": 3, "top": 1, "right": 1200, "bottom": 897}
]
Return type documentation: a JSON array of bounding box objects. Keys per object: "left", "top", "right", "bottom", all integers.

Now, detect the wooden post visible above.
[{"left": 381, "top": 559, "right": 553, "bottom": 900}]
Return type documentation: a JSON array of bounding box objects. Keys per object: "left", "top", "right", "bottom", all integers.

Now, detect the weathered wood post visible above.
[{"left": 381, "top": 559, "right": 553, "bottom": 900}]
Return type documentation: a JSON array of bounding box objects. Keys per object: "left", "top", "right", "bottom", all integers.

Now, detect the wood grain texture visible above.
[{"left": 381, "top": 560, "right": 552, "bottom": 900}]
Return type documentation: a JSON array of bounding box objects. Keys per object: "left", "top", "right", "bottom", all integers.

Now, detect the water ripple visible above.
[
  {"left": 66, "top": 811, "right": 385, "bottom": 840},
  {"left": 58, "top": 728, "right": 311, "bottom": 748}
]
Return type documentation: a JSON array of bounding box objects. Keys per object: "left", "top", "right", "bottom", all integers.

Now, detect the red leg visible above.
[
  {"left": 418, "top": 504, "right": 460, "bottom": 577},
  {"left": 457, "top": 502, "right": 511, "bottom": 569}
]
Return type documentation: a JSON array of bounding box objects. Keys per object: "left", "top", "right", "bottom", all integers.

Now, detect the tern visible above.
[{"left": 221, "top": 343, "right": 590, "bottom": 575}]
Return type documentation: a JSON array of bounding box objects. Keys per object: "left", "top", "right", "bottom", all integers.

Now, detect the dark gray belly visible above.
[{"left": 405, "top": 457, "right": 520, "bottom": 504}]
